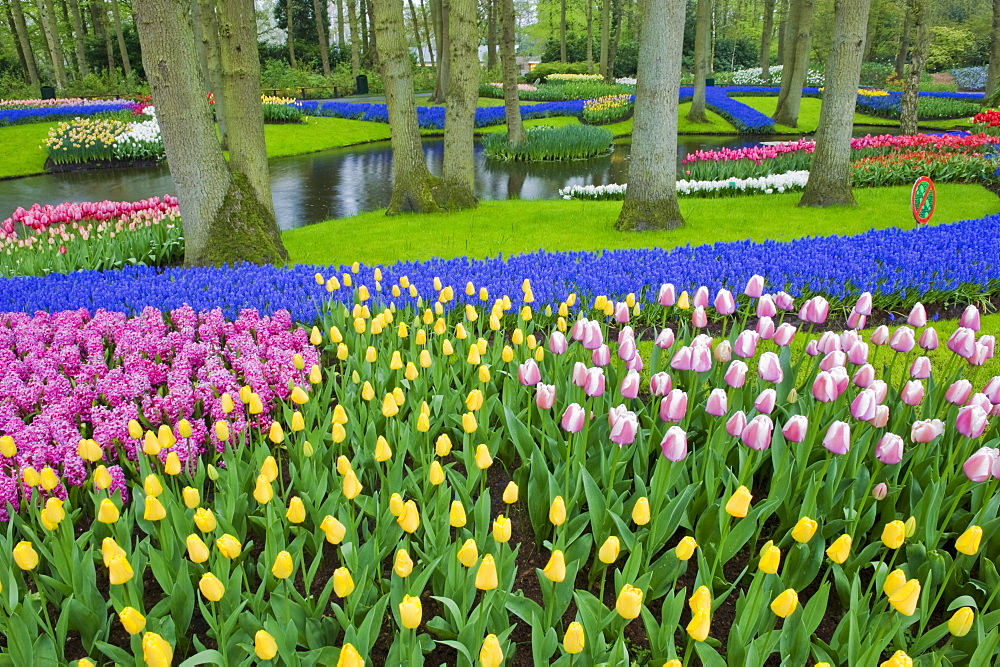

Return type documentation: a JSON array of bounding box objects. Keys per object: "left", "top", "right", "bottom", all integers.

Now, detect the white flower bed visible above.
[
  {"left": 113, "top": 106, "right": 165, "bottom": 160},
  {"left": 729, "top": 66, "right": 825, "bottom": 87},
  {"left": 559, "top": 170, "right": 812, "bottom": 200}
]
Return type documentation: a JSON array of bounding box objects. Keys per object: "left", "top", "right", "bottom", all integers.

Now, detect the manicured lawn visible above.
[
  {"left": 263, "top": 117, "right": 391, "bottom": 157},
  {"left": 733, "top": 97, "right": 972, "bottom": 134},
  {"left": 0, "top": 121, "right": 58, "bottom": 179},
  {"left": 281, "top": 183, "right": 999, "bottom": 266}
]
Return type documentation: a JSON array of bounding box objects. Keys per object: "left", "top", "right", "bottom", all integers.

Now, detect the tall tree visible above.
[
  {"left": 420, "top": 0, "right": 434, "bottom": 63},
  {"left": 599, "top": 0, "right": 608, "bottom": 77},
  {"left": 4, "top": 4, "right": 28, "bottom": 74},
  {"left": 365, "top": 0, "right": 377, "bottom": 63},
  {"left": 585, "top": 0, "right": 593, "bottom": 73},
  {"left": 899, "top": 0, "right": 928, "bottom": 135},
  {"left": 90, "top": 0, "right": 116, "bottom": 72},
  {"left": 775, "top": 0, "right": 788, "bottom": 65},
  {"left": 337, "top": 0, "right": 345, "bottom": 45},
  {"left": 605, "top": 0, "right": 622, "bottom": 83},
  {"left": 132, "top": 0, "right": 286, "bottom": 266},
  {"left": 987, "top": 0, "right": 1000, "bottom": 100},
  {"left": 37, "top": 0, "right": 69, "bottom": 87},
  {"left": 800, "top": 0, "right": 872, "bottom": 208},
  {"left": 894, "top": 4, "right": 910, "bottom": 77},
  {"left": 347, "top": 0, "right": 360, "bottom": 77},
  {"left": 772, "top": 0, "right": 814, "bottom": 127},
  {"left": 499, "top": 0, "right": 523, "bottom": 143},
  {"left": 615, "top": 0, "right": 686, "bottom": 231},
  {"left": 431, "top": 0, "right": 450, "bottom": 102},
  {"left": 285, "top": 0, "right": 296, "bottom": 65},
  {"left": 441, "top": 0, "right": 478, "bottom": 208},
  {"left": 372, "top": 0, "right": 445, "bottom": 213},
  {"left": 313, "top": 0, "right": 331, "bottom": 75},
  {"left": 485, "top": 0, "right": 497, "bottom": 70},
  {"left": 194, "top": 0, "right": 228, "bottom": 148},
  {"left": 760, "top": 0, "right": 775, "bottom": 81},
  {"left": 110, "top": 0, "right": 132, "bottom": 76},
  {"left": 559, "top": 0, "right": 566, "bottom": 62},
  {"left": 67, "top": 0, "right": 90, "bottom": 76},
  {"left": 408, "top": 0, "right": 425, "bottom": 67},
  {"left": 9, "top": 0, "right": 40, "bottom": 86},
  {"left": 687, "top": 0, "right": 712, "bottom": 123}
]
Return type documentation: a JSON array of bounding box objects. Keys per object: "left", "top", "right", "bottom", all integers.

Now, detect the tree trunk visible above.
[
  {"left": 499, "top": 0, "right": 523, "bottom": 143},
  {"left": 195, "top": 0, "right": 228, "bottom": 147},
  {"left": 486, "top": 0, "right": 497, "bottom": 70},
  {"left": 775, "top": 0, "right": 788, "bottom": 65},
  {"left": 599, "top": 0, "right": 609, "bottom": 77},
  {"left": 687, "top": 0, "right": 711, "bottom": 122},
  {"left": 986, "top": 0, "right": 1000, "bottom": 98},
  {"left": 431, "top": 0, "right": 450, "bottom": 102},
  {"left": 58, "top": 0, "right": 77, "bottom": 74},
  {"left": 10, "top": 0, "right": 40, "bottom": 86},
  {"left": 585, "top": 0, "right": 593, "bottom": 73},
  {"left": 441, "top": 0, "right": 478, "bottom": 208},
  {"left": 347, "top": 0, "right": 361, "bottom": 78},
  {"left": 91, "top": 0, "right": 116, "bottom": 72},
  {"left": 67, "top": 0, "right": 90, "bottom": 76},
  {"left": 800, "top": 0, "right": 871, "bottom": 208},
  {"left": 895, "top": 5, "right": 910, "bottom": 78},
  {"left": 372, "top": 0, "right": 446, "bottom": 213},
  {"left": 314, "top": 0, "right": 331, "bottom": 76},
  {"left": 132, "top": 0, "right": 286, "bottom": 266},
  {"left": 420, "top": 0, "right": 434, "bottom": 63},
  {"left": 37, "top": 0, "right": 68, "bottom": 87},
  {"left": 110, "top": 0, "right": 132, "bottom": 75},
  {"left": 605, "top": 0, "right": 622, "bottom": 83},
  {"left": 365, "top": 0, "right": 377, "bottom": 63},
  {"left": 559, "top": 0, "right": 566, "bottom": 62},
  {"left": 4, "top": 3, "right": 29, "bottom": 75},
  {"left": 773, "top": 0, "right": 814, "bottom": 127},
  {"left": 760, "top": 0, "right": 775, "bottom": 81},
  {"left": 337, "top": 0, "right": 346, "bottom": 46},
  {"left": 899, "top": 0, "right": 927, "bottom": 135},
  {"left": 285, "top": 0, "right": 296, "bottom": 66},
  {"left": 615, "top": 0, "right": 686, "bottom": 231},
  {"left": 408, "top": 0, "right": 425, "bottom": 67}
]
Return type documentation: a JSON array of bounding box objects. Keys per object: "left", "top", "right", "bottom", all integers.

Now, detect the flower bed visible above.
[
  {"left": 0, "top": 100, "right": 142, "bottom": 126},
  {"left": 727, "top": 65, "right": 826, "bottom": 86},
  {"left": 856, "top": 92, "right": 984, "bottom": 120},
  {"left": 559, "top": 171, "right": 811, "bottom": 200},
  {"left": 951, "top": 66, "right": 988, "bottom": 92},
  {"left": 482, "top": 125, "right": 614, "bottom": 161},
  {"left": 581, "top": 94, "right": 633, "bottom": 124},
  {"left": 299, "top": 99, "right": 587, "bottom": 130},
  {"left": 42, "top": 108, "right": 164, "bottom": 167}
]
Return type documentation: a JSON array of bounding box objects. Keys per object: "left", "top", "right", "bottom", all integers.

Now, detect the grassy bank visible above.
[{"left": 281, "top": 183, "right": 999, "bottom": 266}]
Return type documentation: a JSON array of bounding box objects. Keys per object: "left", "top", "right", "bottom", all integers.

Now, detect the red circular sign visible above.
[{"left": 911, "top": 177, "right": 936, "bottom": 225}]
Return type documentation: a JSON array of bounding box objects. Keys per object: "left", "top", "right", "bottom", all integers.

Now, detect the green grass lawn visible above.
[
  {"left": 281, "top": 183, "right": 998, "bottom": 266},
  {"left": 263, "top": 117, "right": 392, "bottom": 157},
  {"left": 733, "top": 97, "right": 972, "bottom": 134},
  {"left": 0, "top": 121, "right": 58, "bottom": 179}
]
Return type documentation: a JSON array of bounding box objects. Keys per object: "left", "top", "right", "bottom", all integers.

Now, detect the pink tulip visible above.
[
  {"left": 518, "top": 359, "right": 541, "bottom": 386},
  {"left": 980, "top": 335, "right": 996, "bottom": 359},
  {"left": 572, "top": 362, "right": 588, "bottom": 387},
  {"left": 625, "top": 352, "right": 643, "bottom": 373},
  {"left": 889, "top": 327, "right": 915, "bottom": 353},
  {"left": 618, "top": 336, "right": 637, "bottom": 362},
  {"left": 817, "top": 332, "right": 841, "bottom": 355},
  {"left": 756, "top": 316, "right": 775, "bottom": 340},
  {"left": 692, "top": 306, "right": 708, "bottom": 329},
  {"left": 872, "top": 405, "right": 889, "bottom": 428},
  {"left": 744, "top": 274, "right": 765, "bottom": 298},
  {"left": 846, "top": 311, "right": 866, "bottom": 330},
  {"left": 670, "top": 346, "right": 694, "bottom": 371},
  {"left": 853, "top": 292, "right": 873, "bottom": 316},
  {"left": 726, "top": 410, "right": 748, "bottom": 437},
  {"left": 570, "top": 317, "right": 589, "bottom": 341},
  {"left": 655, "top": 328, "right": 675, "bottom": 349},
  {"left": 690, "top": 345, "right": 712, "bottom": 373},
  {"left": 984, "top": 377, "right": 1000, "bottom": 404},
  {"left": 725, "top": 360, "right": 748, "bottom": 388},
  {"left": 754, "top": 388, "right": 776, "bottom": 414},
  {"left": 772, "top": 323, "right": 797, "bottom": 347},
  {"left": 945, "top": 379, "right": 973, "bottom": 405},
  {"left": 805, "top": 340, "right": 820, "bottom": 356},
  {"left": 617, "top": 326, "right": 634, "bottom": 345},
  {"left": 948, "top": 328, "right": 977, "bottom": 359},
  {"left": 964, "top": 446, "right": 1000, "bottom": 481},
  {"left": 658, "top": 283, "right": 676, "bottom": 306},
  {"left": 823, "top": 421, "right": 851, "bottom": 455},
  {"left": 713, "top": 340, "right": 732, "bottom": 363},
  {"left": 609, "top": 406, "right": 638, "bottom": 446},
  {"left": 756, "top": 294, "right": 776, "bottom": 318},
  {"left": 918, "top": 327, "right": 938, "bottom": 350},
  {"left": 548, "top": 331, "right": 568, "bottom": 354},
  {"left": 660, "top": 426, "right": 688, "bottom": 461},
  {"left": 528, "top": 383, "right": 552, "bottom": 412},
  {"left": 614, "top": 302, "right": 630, "bottom": 323},
  {"left": 812, "top": 372, "right": 839, "bottom": 402},
  {"left": 582, "top": 320, "right": 605, "bottom": 350},
  {"left": 907, "top": 303, "right": 927, "bottom": 327},
  {"left": 872, "top": 482, "right": 888, "bottom": 500},
  {"left": 561, "top": 403, "right": 586, "bottom": 433},
  {"left": 758, "top": 352, "right": 783, "bottom": 383},
  {"left": 693, "top": 286, "right": 709, "bottom": 308},
  {"left": 960, "top": 305, "right": 981, "bottom": 331},
  {"left": 853, "top": 363, "right": 875, "bottom": 388},
  {"left": 969, "top": 344, "right": 990, "bottom": 366},
  {"left": 870, "top": 325, "right": 890, "bottom": 345},
  {"left": 660, "top": 389, "right": 688, "bottom": 422},
  {"left": 592, "top": 344, "right": 611, "bottom": 367},
  {"left": 649, "top": 372, "right": 672, "bottom": 396},
  {"left": 800, "top": 296, "right": 829, "bottom": 324},
  {"left": 714, "top": 289, "right": 736, "bottom": 315},
  {"left": 956, "top": 405, "right": 989, "bottom": 439},
  {"left": 741, "top": 414, "right": 774, "bottom": 450},
  {"left": 910, "top": 419, "right": 945, "bottom": 443},
  {"left": 705, "top": 388, "right": 728, "bottom": 417},
  {"left": 620, "top": 371, "right": 641, "bottom": 399},
  {"left": 584, "top": 367, "right": 606, "bottom": 397},
  {"left": 734, "top": 330, "right": 759, "bottom": 358},
  {"left": 819, "top": 351, "right": 846, "bottom": 372},
  {"left": 875, "top": 433, "right": 904, "bottom": 464},
  {"left": 846, "top": 341, "right": 869, "bottom": 365},
  {"left": 782, "top": 415, "right": 808, "bottom": 442},
  {"left": 870, "top": 379, "right": 888, "bottom": 404},
  {"left": 900, "top": 380, "right": 925, "bottom": 407},
  {"left": 775, "top": 291, "right": 794, "bottom": 311},
  {"left": 850, "top": 389, "right": 878, "bottom": 422},
  {"left": 908, "top": 356, "right": 931, "bottom": 379}
]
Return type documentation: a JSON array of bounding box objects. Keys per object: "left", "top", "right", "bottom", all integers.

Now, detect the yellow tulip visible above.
[
  {"left": 677, "top": 291, "right": 691, "bottom": 309},
  {"left": 144, "top": 496, "right": 166, "bottom": 521},
  {"left": 826, "top": 534, "right": 852, "bottom": 564},
  {"left": 479, "top": 365, "right": 492, "bottom": 383},
  {"left": 675, "top": 536, "right": 698, "bottom": 561},
  {"left": 260, "top": 455, "right": 279, "bottom": 482},
  {"left": 291, "top": 386, "right": 309, "bottom": 404},
  {"left": 450, "top": 500, "right": 467, "bottom": 527},
  {"left": 309, "top": 364, "right": 323, "bottom": 384},
  {"left": 374, "top": 436, "right": 392, "bottom": 462},
  {"left": 726, "top": 486, "right": 752, "bottom": 518},
  {"left": 22, "top": 466, "right": 40, "bottom": 487},
  {"left": 39, "top": 466, "right": 59, "bottom": 491},
  {"left": 663, "top": 661, "right": 682, "bottom": 667},
  {"left": 40, "top": 498, "right": 65, "bottom": 530},
  {"left": 119, "top": 606, "right": 146, "bottom": 635},
  {"left": 182, "top": 487, "right": 200, "bottom": 509},
  {"left": 333, "top": 566, "right": 355, "bottom": 597},
  {"left": 178, "top": 419, "right": 192, "bottom": 438},
  {"left": 888, "top": 579, "right": 920, "bottom": 616},
  {"left": 254, "top": 474, "right": 274, "bottom": 504},
  {"left": 194, "top": 507, "right": 217, "bottom": 532},
  {"left": 686, "top": 610, "right": 710, "bottom": 641},
  {"left": 883, "top": 568, "right": 907, "bottom": 597},
  {"left": 214, "top": 420, "right": 230, "bottom": 442},
  {"left": 108, "top": 553, "right": 134, "bottom": 585},
  {"left": 220, "top": 393, "right": 235, "bottom": 414},
  {"left": 429, "top": 461, "right": 446, "bottom": 486},
  {"left": 336, "top": 455, "right": 353, "bottom": 475},
  {"left": 599, "top": 536, "right": 621, "bottom": 564},
  {"left": 98, "top": 498, "right": 120, "bottom": 524},
  {"left": 127, "top": 420, "right": 144, "bottom": 439},
  {"left": 467, "top": 347, "right": 482, "bottom": 365},
  {"left": 12, "top": 541, "right": 39, "bottom": 570},
  {"left": 272, "top": 551, "right": 294, "bottom": 579},
  {"left": 758, "top": 542, "right": 781, "bottom": 574},
  {"left": 332, "top": 422, "right": 347, "bottom": 443},
  {"left": 343, "top": 469, "right": 363, "bottom": 499},
  {"left": 216, "top": 534, "right": 243, "bottom": 559},
  {"left": 458, "top": 539, "right": 479, "bottom": 567},
  {"left": 474, "top": 444, "right": 493, "bottom": 469},
  {"left": 255, "top": 629, "right": 279, "bottom": 660},
  {"left": 543, "top": 550, "right": 566, "bottom": 582},
  {"left": 291, "top": 411, "right": 305, "bottom": 432},
  {"left": 389, "top": 493, "right": 405, "bottom": 516},
  {"left": 394, "top": 549, "right": 414, "bottom": 577},
  {"left": 77, "top": 438, "right": 103, "bottom": 462},
  {"left": 881, "top": 520, "right": 906, "bottom": 549},
  {"left": 102, "top": 537, "right": 125, "bottom": 567},
  {"left": 475, "top": 554, "right": 498, "bottom": 590},
  {"left": 479, "top": 634, "right": 503, "bottom": 667},
  {"left": 286, "top": 496, "right": 306, "bottom": 523},
  {"left": 770, "top": 588, "right": 798, "bottom": 617},
  {"left": 435, "top": 434, "right": 453, "bottom": 457},
  {"left": 418, "top": 350, "right": 432, "bottom": 369},
  {"left": 465, "top": 390, "right": 484, "bottom": 412},
  {"left": 199, "top": 572, "right": 226, "bottom": 601},
  {"left": 956, "top": 525, "right": 983, "bottom": 555},
  {"left": 948, "top": 606, "right": 974, "bottom": 637},
  {"left": 360, "top": 381, "right": 375, "bottom": 402},
  {"left": 563, "top": 621, "right": 585, "bottom": 654},
  {"left": 381, "top": 393, "right": 399, "bottom": 417},
  {"left": 689, "top": 585, "right": 712, "bottom": 613},
  {"left": 321, "top": 515, "right": 347, "bottom": 544},
  {"left": 462, "top": 412, "right": 478, "bottom": 434},
  {"left": 415, "top": 412, "right": 430, "bottom": 432},
  {"left": 186, "top": 534, "right": 210, "bottom": 563},
  {"left": 632, "top": 496, "right": 650, "bottom": 525},
  {"left": 164, "top": 452, "right": 181, "bottom": 476},
  {"left": 792, "top": 516, "right": 818, "bottom": 543},
  {"left": 249, "top": 393, "right": 264, "bottom": 414},
  {"left": 405, "top": 363, "right": 420, "bottom": 381},
  {"left": 93, "top": 465, "right": 112, "bottom": 489},
  {"left": 141, "top": 632, "right": 173, "bottom": 667},
  {"left": 503, "top": 482, "right": 519, "bottom": 503},
  {"left": 143, "top": 474, "right": 163, "bottom": 498},
  {"left": 268, "top": 421, "right": 284, "bottom": 444},
  {"left": 880, "top": 650, "right": 913, "bottom": 667},
  {"left": 501, "top": 345, "right": 514, "bottom": 362},
  {"left": 157, "top": 424, "right": 176, "bottom": 449},
  {"left": 399, "top": 594, "right": 423, "bottom": 629},
  {"left": 493, "top": 515, "right": 512, "bottom": 543},
  {"left": 616, "top": 584, "right": 643, "bottom": 619},
  {"left": 550, "top": 496, "right": 567, "bottom": 526},
  {"left": 398, "top": 500, "right": 420, "bottom": 533}
]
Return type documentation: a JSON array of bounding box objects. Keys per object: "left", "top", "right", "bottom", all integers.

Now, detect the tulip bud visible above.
[
  {"left": 872, "top": 482, "right": 888, "bottom": 500},
  {"left": 687, "top": 610, "right": 710, "bottom": 641},
  {"left": 675, "top": 536, "right": 697, "bottom": 560},
  {"left": 343, "top": 469, "right": 363, "bottom": 499},
  {"left": 758, "top": 542, "right": 781, "bottom": 574},
  {"left": 725, "top": 486, "right": 752, "bottom": 518},
  {"left": 216, "top": 534, "right": 242, "bottom": 559},
  {"left": 888, "top": 578, "right": 920, "bottom": 616},
  {"left": 194, "top": 507, "right": 217, "bottom": 532},
  {"left": 492, "top": 514, "right": 512, "bottom": 543},
  {"left": 182, "top": 487, "right": 200, "bottom": 509},
  {"left": 435, "top": 434, "right": 453, "bottom": 457},
  {"left": 599, "top": 536, "right": 621, "bottom": 564},
  {"left": 397, "top": 500, "right": 420, "bottom": 533},
  {"left": 956, "top": 525, "right": 983, "bottom": 555},
  {"left": 254, "top": 474, "right": 274, "bottom": 504},
  {"left": 503, "top": 481, "right": 519, "bottom": 503},
  {"left": 142, "top": 632, "right": 173, "bottom": 667},
  {"left": 632, "top": 496, "right": 650, "bottom": 525},
  {"left": 12, "top": 541, "right": 39, "bottom": 570},
  {"left": 474, "top": 444, "right": 493, "bottom": 470},
  {"left": 98, "top": 498, "right": 120, "bottom": 524},
  {"left": 333, "top": 566, "right": 355, "bottom": 598},
  {"left": 948, "top": 606, "right": 974, "bottom": 637},
  {"left": 770, "top": 588, "right": 798, "bottom": 618},
  {"left": 272, "top": 551, "right": 294, "bottom": 579},
  {"left": 321, "top": 515, "right": 347, "bottom": 545},
  {"left": 449, "top": 500, "right": 467, "bottom": 527},
  {"left": 616, "top": 584, "right": 643, "bottom": 619},
  {"left": 792, "top": 517, "right": 818, "bottom": 543},
  {"left": 338, "top": 643, "right": 364, "bottom": 667},
  {"left": 883, "top": 568, "right": 907, "bottom": 597},
  {"left": 254, "top": 630, "right": 279, "bottom": 660},
  {"left": 480, "top": 634, "right": 503, "bottom": 667},
  {"left": 119, "top": 606, "right": 146, "bottom": 635},
  {"left": 199, "top": 572, "right": 225, "bottom": 601},
  {"left": 429, "top": 461, "right": 446, "bottom": 486},
  {"left": 393, "top": 548, "right": 414, "bottom": 577},
  {"left": 904, "top": 516, "right": 916, "bottom": 538},
  {"left": 143, "top": 496, "right": 166, "bottom": 521},
  {"left": 186, "top": 534, "right": 210, "bottom": 563},
  {"left": 826, "top": 534, "right": 852, "bottom": 564},
  {"left": 475, "top": 554, "right": 498, "bottom": 590},
  {"left": 397, "top": 594, "right": 423, "bottom": 630},
  {"left": 550, "top": 496, "right": 567, "bottom": 526},
  {"left": 543, "top": 550, "right": 566, "bottom": 582}
]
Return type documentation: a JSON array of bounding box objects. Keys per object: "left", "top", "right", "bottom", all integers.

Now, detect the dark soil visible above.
[{"left": 44, "top": 157, "right": 162, "bottom": 173}]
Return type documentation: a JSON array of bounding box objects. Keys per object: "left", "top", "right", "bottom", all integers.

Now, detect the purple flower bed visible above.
[
  {"left": 299, "top": 100, "right": 586, "bottom": 130},
  {"left": 0, "top": 102, "right": 139, "bottom": 125}
]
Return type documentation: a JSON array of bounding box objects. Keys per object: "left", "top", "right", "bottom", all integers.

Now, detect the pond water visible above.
[{"left": 0, "top": 134, "right": 814, "bottom": 230}]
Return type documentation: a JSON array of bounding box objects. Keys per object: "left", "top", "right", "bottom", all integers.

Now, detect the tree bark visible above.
[
  {"left": 605, "top": 0, "right": 622, "bottom": 83},
  {"left": 110, "top": 0, "right": 132, "bottom": 75},
  {"left": 559, "top": 0, "right": 566, "bottom": 62},
  {"left": 132, "top": 0, "right": 286, "bottom": 266},
  {"left": 195, "top": 0, "right": 228, "bottom": 147},
  {"left": 687, "top": 0, "right": 711, "bottom": 122},
  {"left": 899, "top": 0, "right": 927, "bottom": 136},
  {"left": 499, "top": 0, "right": 523, "bottom": 143},
  {"left": 615, "top": 0, "right": 686, "bottom": 231},
  {"left": 800, "top": 0, "right": 871, "bottom": 208},
  {"left": 431, "top": 0, "right": 450, "bottom": 103},
  {"left": 599, "top": 0, "right": 609, "bottom": 77},
  {"left": 895, "top": 5, "right": 910, "bottom": 78},
  {"left": 986, "top": 0, "right": 1000, "bottom": 98},
  {"left": 4, "top": 3, "right": 29, "bottom": 75},
  {"left": 420, "top": 0, "right": 434, "bottom": 63},
  {"left": 337, "top": 0, "right": 345, "bottom": 46},
  {"left": 408, "top": 0, "right": 425, "bottom": 67},
  {"left": 285, "top": 0, "right": 296, "bottom": 66},
  {"left": 365, "top": 0, "right": 377, "bottom": 63},
  {"left": 486, "top": 0, "right": 497, "bottom": 70},
  {"left": 775, "top": 0, "right": 788, "bottom": 65},
  {"left": 347, "top": 0, "right": 361, "bottom": 77},
  {"left": 773, "top": 0, "right": 814, "bottom": 127},
  {"left": 10, "top": 0, "right": 40, "bottom": 86},
  {"left": 37, "top": 0, "right": 69, "bottom": 87},
  {"left": 760, "top": 0, "right": 775, "bottom": 81},
  {"left": 67, "top": 0, "right": 90, "bottom": 76},
  {"left": 441, "top": 0, "right": 478, "bottom": 208},
  {"left": 585, "top": 0, "right": 593, "bottom": 73},
  {"left": 91, "top": 0, "right": 116, "bottom": 72},
  {"left": 372, "top": 0, "right": 446, "bottom": 213},
  {"left": 314, "top": 0, "right": 331, "bottom": 76}
]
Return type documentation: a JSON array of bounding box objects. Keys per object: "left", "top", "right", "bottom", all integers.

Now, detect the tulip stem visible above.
[
  {"left": 681, "top": 637, "right": 693, "bottom": 667},
  {"left": 920, "top": 557, "right": 960, "bottom": 635},
  {"left": 933, "top": 478, "right": 972, "bottom": 547},
  {"left": 598, "top": 566, "right": 607, "bottom": 609}
]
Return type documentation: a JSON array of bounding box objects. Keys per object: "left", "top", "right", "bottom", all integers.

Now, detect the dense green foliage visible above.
[{"left": 481, "top": 125, "right": 613, "bottom": 162}]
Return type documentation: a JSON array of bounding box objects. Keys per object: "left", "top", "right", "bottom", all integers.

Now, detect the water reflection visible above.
[{"left": 0, "top": 134, "right": 812, "bottom": 230}]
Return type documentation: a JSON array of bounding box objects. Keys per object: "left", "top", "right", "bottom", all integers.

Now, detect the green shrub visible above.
[
  {"left": 480, "top": 80, "right": 633, "bottom": 102},
  {"left": 481, "top": 124, "right": 613, "bottom": 161},
  {"left": 524, "top": 62, "right": 591, "bottom": 84},
  {"left": 261, "top": 102, "right": 305, "bottom": 123}
]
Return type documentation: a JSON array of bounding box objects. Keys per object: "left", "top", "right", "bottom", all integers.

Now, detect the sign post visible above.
[{"left": 911, "top": 177, "right": 936, "bottom": 225}]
